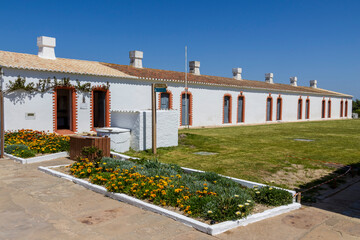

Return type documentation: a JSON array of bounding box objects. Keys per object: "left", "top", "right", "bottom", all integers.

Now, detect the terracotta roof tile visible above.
[
  {"left": 0, "top": 50, "right": 351, "bottom": 97},
  {"left": 0, "top": 50, "right": 133, "bottom": 78},
  {"left": 102, "top": 63, "right": 352, "bottom": 97}
]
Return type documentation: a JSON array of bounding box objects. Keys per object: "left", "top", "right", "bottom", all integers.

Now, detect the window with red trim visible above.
[
  {"left": 321, "top": 100, "right": 326, "bottom": 118},
  {"left": 276, "top": 97, "right": 282, "bottom": 120},
  {"left": 297, "top": 98, "right": 303, "bottom": 120},
  {"left": 345, "top": 100, "right": 348, "bottom": 117},
  {"left": 305, "top": 99, "right": 310, "bottom": 119},
  {"left": 266, "top": 96, "right": 273, "bottom": 121},
  {"left": 328, "top": 100, "right": 331, "bottom": 118},
  {"left": 223, "top": 94, "right": 232, "bottom": 124},
  {"left": 340, "top": 100, "right": 344, "bottom": 117},
  {"left": 237, "top": 95, "right": 245, "bottom": 123}
]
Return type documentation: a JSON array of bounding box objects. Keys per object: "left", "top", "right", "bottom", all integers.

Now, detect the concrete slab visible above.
[{"left": 0, "top": 157, "right": 359, "bottom": 239}]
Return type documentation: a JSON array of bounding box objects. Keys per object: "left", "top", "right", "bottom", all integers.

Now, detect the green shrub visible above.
[
  {"left": 250, "top": 186, "right": 293, "bottom": 206},
  {"left": 5, "top": 144, "right": 36, "bottom": 158}
]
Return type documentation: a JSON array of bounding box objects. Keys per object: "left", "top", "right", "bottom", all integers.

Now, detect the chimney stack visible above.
[
  {"left": 265, "top": 73, "right": 274, "bottom": 84},
  {"left": 232, "top": 68, "right": 242, "bottom": 80},
  {"left": 129, "top": 50, "right": 143, "bottom": 68},
  {"left": 290, "top": 77, "right": 297, "bottom": 86},
  {"left": 37, "top": 36, "right": 56, "bottom": 60},
  {"left": 189, "top": 61, "right": 200, "bottom": 75},
  {"left": 310, "top": 80, "right": 317, "bottom": 88}
]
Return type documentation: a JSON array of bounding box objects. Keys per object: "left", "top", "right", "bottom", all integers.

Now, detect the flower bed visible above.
[
  {"left": 5, "top": 129, "right": 69, "bottom": 158},
  {"left": 70, "top": 157, "right": 293, "bottom": 223}
]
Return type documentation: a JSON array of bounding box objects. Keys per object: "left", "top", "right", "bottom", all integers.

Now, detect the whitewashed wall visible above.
[{"left": 2, "top": 67, "right": 353, "bottom": 133}]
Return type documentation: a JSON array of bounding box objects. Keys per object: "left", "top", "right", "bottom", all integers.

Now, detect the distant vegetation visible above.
[{"left": 353, "top": 99, "right": 360, "bottom": 115}]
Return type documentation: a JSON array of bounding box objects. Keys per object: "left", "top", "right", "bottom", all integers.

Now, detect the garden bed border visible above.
[
  {"left": 5, "top": 151, "right": 68, "bottom": 164},
  {"left": 38, "top": 153, "right": 301, "bottom": 235}
]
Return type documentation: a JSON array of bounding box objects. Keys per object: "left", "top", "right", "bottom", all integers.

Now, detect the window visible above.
[
  {"left": 159, "top": 91, "right": 173, "bottom": 110},
  {"left": 160, "top": 93, "right": 170, "bottom": 109},
  {"left": 266, "top": 96, "right": 273, "bottom": 121},
  {"left": 340, "top": 100, "right": 344, "bottom": 117},
  {"left": 321, "top": 99, "right": 326, "bottom": 118},
  {"left": 328, "top": 100, "right": 331, "bottom": 118},
  {"left": 276, "top": 97, "right": 282, "bottom": 120},
  {"left": 297, "top": 98, "right": 303, "bottom": 120},
  {"left": 181, "top": 92, "right": 192, "bottom": 126},
  {"left": 345, "top": 100, "right": 348, "bottom": 117},
  {"left": 305, "top": 98, "right": 310, "bottom": 119},
  {"left": 223, "top": 94, "right": 232, "bottom": 124},
  {"left": 237, "top": 95, "right": 245, "bottom": 123}
]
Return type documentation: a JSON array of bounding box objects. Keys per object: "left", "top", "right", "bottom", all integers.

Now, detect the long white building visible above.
[{"left": 0, "top": 36, "right": 353, "bottom": 134}]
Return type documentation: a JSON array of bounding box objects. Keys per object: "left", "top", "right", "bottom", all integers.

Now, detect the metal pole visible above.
[
  {"left": 0, "top": 67, "right": 4, "bottom": 158},
  {"left": 184, "top": 46, "right": 188, "bottom": 127},
  {"left": 151, "top": 83, "right": 157, "bottom": 154}
]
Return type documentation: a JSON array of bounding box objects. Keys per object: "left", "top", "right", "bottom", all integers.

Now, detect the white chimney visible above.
[
  {"left": 232, "top": 68, "right": 242, "bottom": 80},
  {"left": 37, "top": 36, "right": 56, "bottom": 60},
  {"left": 290, "top": 77, "right": 297, "bottom": 86},
  {"left": 129, "top": 50, "right": 143, "bottom": 68},
  {"left": 265, "top": 73, "right": 274, "bottom": 84},
  {"left": 189, "top": 61, "right": 200, "bottom": 75},
  {"left": 310, "top": 80, "right": 317, "bottom": 88}
]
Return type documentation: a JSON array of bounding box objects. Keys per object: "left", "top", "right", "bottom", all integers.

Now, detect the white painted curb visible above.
[
  {"left": 38, "top": 165, "right": 301, "bottom": 235},
  {"left": 5, "top": 151, "right": 68, "bottom": 164}
]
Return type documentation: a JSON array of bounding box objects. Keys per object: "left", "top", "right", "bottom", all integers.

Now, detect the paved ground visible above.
[{"left": 0, "top": 158, "right": 359, "bottom": 240}]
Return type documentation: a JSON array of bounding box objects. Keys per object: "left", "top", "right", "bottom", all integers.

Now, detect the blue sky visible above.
[{"left": 1, "top": 0, "right": 359, "bottom": 99}]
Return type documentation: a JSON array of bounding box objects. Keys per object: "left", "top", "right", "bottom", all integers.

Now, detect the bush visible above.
[
  {"left": 250, "top": 186, "right": 293, "bottom": 206},
  {"left": 5, "top": 144, "right": 36, "bottom": 158}
]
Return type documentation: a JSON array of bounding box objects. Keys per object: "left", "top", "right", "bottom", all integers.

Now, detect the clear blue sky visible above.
[{"left": 1, "top": 0, "right": 359, "bottom": 99}]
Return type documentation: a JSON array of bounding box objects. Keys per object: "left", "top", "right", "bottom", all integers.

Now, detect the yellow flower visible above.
[
  {"left": 269, "top": 187, "right": 273, "bottom": 190},
  {"left": 236, "top": 211, "right": 241, "bottom": 215},
  {"left": 245, "top": 203, "right": 250, "bottom": 206},
  {"left": 238, "top": 204, "right": 243, "bottom": 208},
  {"left": 207, "top": 210, "right": 213, "bottom": 214},
  {"left": 234, "top": 195, "right": 239, "bottom": 197},
  {"left": 247, "top": 200, "right": 252, "bottom": 202}
]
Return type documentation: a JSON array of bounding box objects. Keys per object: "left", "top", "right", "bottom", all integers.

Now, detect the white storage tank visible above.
[{"left": 96, "top": 127, "right": 131, "bottom": 153}]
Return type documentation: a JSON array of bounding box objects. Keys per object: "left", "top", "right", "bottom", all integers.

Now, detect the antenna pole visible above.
[{"left": 184, "top": 46, "right": 188, "bottom": 128}]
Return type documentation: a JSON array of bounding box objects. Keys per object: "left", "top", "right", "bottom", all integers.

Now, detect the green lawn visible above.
[{"left": 125, "top": 119, "right": 360, "bottom": 188}]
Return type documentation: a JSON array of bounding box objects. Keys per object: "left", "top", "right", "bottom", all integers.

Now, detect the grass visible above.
[{"left": 125, "top": 119, "right": 360, "bottom": 188}]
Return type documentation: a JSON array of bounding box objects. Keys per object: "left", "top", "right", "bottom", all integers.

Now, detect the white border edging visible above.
[
  {"left": 5, "top": 151, "right": 68, "bottom": 164},
  {"left": 38, "top": 164, "right": 301, "bottom": 235}
]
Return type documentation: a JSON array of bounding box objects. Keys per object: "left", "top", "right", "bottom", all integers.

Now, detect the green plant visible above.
[
  {"left": 79, "top": 146, "right": 103, "bottom": 166},
  {"left": 250, "top": 186, "right": 293, "bottom": 206},
  {"left": 4, "top": 144, "right": 36, "bottom": 158},
  {"left": 5, "top": 76, "right": 37, "bottom": 93}
]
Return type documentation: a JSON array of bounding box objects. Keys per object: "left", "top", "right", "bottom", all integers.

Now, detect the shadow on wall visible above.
[
  {"left": 5, "top": 91, "right": 47, "bottom": 105},
  {"left": 300, "top": 162, "right": 360, "bottom": 219}
]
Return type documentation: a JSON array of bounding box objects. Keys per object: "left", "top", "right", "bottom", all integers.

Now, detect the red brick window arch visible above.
[
  {"left": 345, "top": 100, "right": 348, "bottom": 117},
  {"left": 266, "top": 94, "right": 273, "bottom": 121},
  {"left": 91, "top": 86, "right": 111, "bottom": 131},
  {"left": 340, "top": 100, "right": 344, "bottom": 117},
  {"left": 180, "top": 91, "right": 193, "bottom": 126},
  {"left": 305, "top": 97, "right": 310, "bottom": 119},
  {"left": 53, "top": 86, "right": 78, "bottom": 134},
  {"left": 237, "top": 93, "right": 245, "bottom": 123},
  {"left": 223, "top": 94, "right": 232, "bottom": 124},
  {"left": 321, "top": 99, "right": 326, "bottom": 118},
  {"left": 298, "top": 97, "right": 303, "bottom": 120},
  {"left": 276, "top": 95, "right": 282, "bottom": 121},
  {"left": 158, "top": 90, "right": 173, "bottom": 110}
]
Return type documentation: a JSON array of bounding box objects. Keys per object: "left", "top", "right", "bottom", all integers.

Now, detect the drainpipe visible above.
[{"left": 0, "top": 67, "right": 4, "bottom": 158}]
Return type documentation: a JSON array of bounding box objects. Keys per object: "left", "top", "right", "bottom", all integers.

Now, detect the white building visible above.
[{"left": 0, "top": 36, "right": 353, "bottom": 135}]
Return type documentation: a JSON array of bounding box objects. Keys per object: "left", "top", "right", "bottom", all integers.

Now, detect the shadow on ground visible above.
[{"left": 299, "top": 162, "right": 360, "bottom": 219}]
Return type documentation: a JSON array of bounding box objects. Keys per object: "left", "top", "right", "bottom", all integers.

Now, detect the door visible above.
[
  {"left": 161, "top": 93, "right": 170, "bottom": 109},
  {"left": 305, "top": 100, "right": 310, "bottom": 119},
  {"left": 238, "top": 97, "right": 244, "bottom": 122},
  {"left": 181, "top": 94, "right": 190, "bottom": 125},
  {"left": 57, "top": 89, "right": 72, "bottom": 130},
  {"left": 93, "top": 90, "right": 106, "bottom": 128}
]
